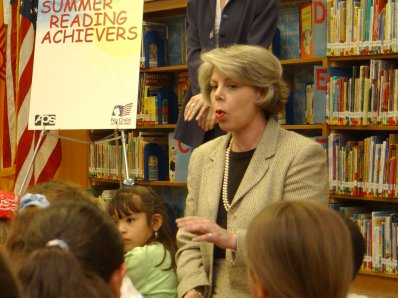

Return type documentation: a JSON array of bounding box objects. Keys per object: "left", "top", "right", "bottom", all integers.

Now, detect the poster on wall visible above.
[{"left": 28, "top": 0, "right": 143, "bottom": 130}]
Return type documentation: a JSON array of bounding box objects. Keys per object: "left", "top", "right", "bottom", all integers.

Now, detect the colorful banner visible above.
[{"left": 28, "top": 0, "right": 143, "bottom": 130}]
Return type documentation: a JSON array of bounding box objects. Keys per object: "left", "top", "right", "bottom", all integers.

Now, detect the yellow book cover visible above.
[{"left": 300, "top": 2, "right": 312, "bottom": 58}]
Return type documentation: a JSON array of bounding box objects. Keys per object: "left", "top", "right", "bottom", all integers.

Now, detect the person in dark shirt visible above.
[{"left": 174, "top": 0, "right": 279, "bottom": 148}]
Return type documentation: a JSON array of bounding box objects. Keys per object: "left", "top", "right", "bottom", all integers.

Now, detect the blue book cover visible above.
[
  {"left": 157, "top": 87, "right": 178, "bottom": 124},
  {"left": 143, "top": 22, "right": 168, "bottom": 68},
  {"left": 175, "top": 141, "right": 192, "bottom": 182},
  {"left": 312, "top": 0, "right": 327, "bottom": 57},
  {"left": 278, "top": 3, "right": 300, "bottom": 59},
  {"left": 271, "top": 27, "right": 281, "bottom": 59},
  {"left": 143, "top": 143, "right": 168, "bottom": 181},
  {"left": 168, "top": 133, "right": 192, "bottom": 182},
  {"left": 159, "top": 16, "right": 187, "bottom": 66}
]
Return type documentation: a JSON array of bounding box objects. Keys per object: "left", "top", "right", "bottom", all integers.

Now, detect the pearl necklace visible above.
[{"left": 222, "top": 138, "right": 233, "bottom": 213}]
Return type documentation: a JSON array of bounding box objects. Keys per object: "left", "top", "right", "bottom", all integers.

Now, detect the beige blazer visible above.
[{"left": 176, "top": 118, "right": 329, "bottom": 297}]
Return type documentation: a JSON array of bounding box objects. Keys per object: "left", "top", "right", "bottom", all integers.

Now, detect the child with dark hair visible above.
[
  {"left": 4, "top": 180, "right": 92, "bottom": 272},
  {"left": 19, "top": 199, "right": 126, "bottom": 298},
  {"left": 0, "top": 248, "right": 22, "bottom": 298},
  {"left": 107, "top": 186, "right": 177, "bottom": 298}
]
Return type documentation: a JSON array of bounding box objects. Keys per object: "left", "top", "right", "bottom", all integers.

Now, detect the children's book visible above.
[
  {"left": 278, "top": 3, "right": 300, "bottom": 59},
  {"left": 300, "top": 2, "right": 313, "bottom": 58},
  {"left": 168, "top": 133, "right": 192, "bottom": 182},
  {"left": 313, "top": 66, "right": 352, "bottom": 123},
  {"left": 300, "top": 0, "right": 327, "bottom": 58},
  {"left": 158, "top": 16, "right": 187, "bottom": 66},
  {"left": 142, "top": 22, "right": 168, "bottom": 68}
]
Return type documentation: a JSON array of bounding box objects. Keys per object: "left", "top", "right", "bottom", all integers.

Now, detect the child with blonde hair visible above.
[
  {"left": 246, "top": 200, "right": 353, "bottom": 298},
  {"left": 107, "top": 186, "right": 177, "bottom": 298}
]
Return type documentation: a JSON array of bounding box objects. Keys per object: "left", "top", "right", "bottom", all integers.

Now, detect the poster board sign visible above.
[{"left": 28, "top": 0, "right": 143, "bottom": 130}]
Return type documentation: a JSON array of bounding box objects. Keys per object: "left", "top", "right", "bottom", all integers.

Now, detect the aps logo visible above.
[{"left": 34, "top": 114, "right": 56, "bottom": 126}]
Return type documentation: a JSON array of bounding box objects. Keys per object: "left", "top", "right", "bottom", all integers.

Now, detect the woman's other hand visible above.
[{"left": 176, "top": 216, "right": 237, "bottom": 250}]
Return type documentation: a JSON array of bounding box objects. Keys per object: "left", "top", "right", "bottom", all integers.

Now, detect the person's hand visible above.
[
  {"left": 197, "top": 107, "right": 217, "bottom": 131},
  {"left": 184, "top": 289, "right": 204, "bottom": 298},
  {"left": 184, "top": 94, "right": 216, "bottom": 131},
  {"left": 176, "top": 216, "right": 237, "bottom": 250}
]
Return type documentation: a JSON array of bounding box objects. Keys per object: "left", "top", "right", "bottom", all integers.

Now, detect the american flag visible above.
[
  {"left": 1, "top": 0, "right": 11, "bottom": 169},
  {"left": 122, "top": 103, "right": 133, "bottom": 116},
  {"left": 13, "top": 0, "right": 62, "bottom": 194}
]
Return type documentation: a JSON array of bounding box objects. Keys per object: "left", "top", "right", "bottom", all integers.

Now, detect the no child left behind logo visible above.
[{"left": 110, "top": 103, "right": 133, "bottom": 125}]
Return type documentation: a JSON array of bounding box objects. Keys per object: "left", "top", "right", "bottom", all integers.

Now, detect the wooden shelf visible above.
[
  {"left": 136, "top": 124, "right": 176, "bottom": 130},
  {"left": 281, "top": 124, "right": 325, "bottom": 130},
  {"left": 330, "top": 194, "right": 398, "bottom": 203},
  {"left": 359, "top": 270, "right": 398, "bottom": 279},
  {"left": 140, "top": 65, "right": 187, "bottom": 73},
  {"left": 328, "top": 53, "right": 398, "bottom": 62},
  {"left": 280, "top": 57, "right": 326, "bottom": 66},
  {"left": 281, "top": 124, "right": 328, "bottom": 136},
  {"left": 91, "top": 178, "right": 186, "bottom": 187},
  {"left": 144, "top": 0, "right": 186, "bottom": 16},
  {"left": 329, "top": 125, "right": 398, "bottom": 131}
]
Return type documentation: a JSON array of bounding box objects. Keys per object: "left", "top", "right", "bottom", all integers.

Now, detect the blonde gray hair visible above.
[
  {"left": 198, "top": 44, "right": 289, "bottom": 118},
  {"left": 246, "top": 200, "right": 353, "bottom": 298}
]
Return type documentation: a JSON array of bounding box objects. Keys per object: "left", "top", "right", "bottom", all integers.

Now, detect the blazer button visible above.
[{"left": 222, "top": 14, "right": 228, "bottom": 19}]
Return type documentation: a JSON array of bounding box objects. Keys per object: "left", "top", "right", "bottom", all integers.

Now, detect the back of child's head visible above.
[
  {"left": 341, "top": 215, "right": 366, "bottom": 280},
  {"left": 107, "top": 186, "right": 176, "bottom": 267},
  {"left": 246, "top": 200, "right": 353, "bottom": 298},
  {"left": 19, "top": 199, "right": 124, "bottom": 298},
  {"left": 26, "top": 180, "right": 95, "bottom": 204},
  {"left": 0, "top": 248, "right": 22, "bottom": 298}
]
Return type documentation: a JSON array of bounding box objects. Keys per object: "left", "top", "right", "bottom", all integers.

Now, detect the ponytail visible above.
[{"left": 19, "top": 247, "right": 114, "bottom": 298}]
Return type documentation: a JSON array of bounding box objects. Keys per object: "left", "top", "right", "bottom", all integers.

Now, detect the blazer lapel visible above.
[
  {"left": 232, "top": 118, "right": 280, "bottom": 206},
  {"left": 204, "top": 135, "right": 230, "bottom": 219}
]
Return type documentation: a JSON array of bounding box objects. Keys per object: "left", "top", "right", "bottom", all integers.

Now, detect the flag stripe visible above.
[
  {"left": 1, "top": 0, "right": 11, "bottom": 168},
  {"left": 14, "top": 0, "right": 62, "bottom": 193}
]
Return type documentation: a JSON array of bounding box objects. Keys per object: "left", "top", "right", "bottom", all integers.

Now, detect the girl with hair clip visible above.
[
  {"left": 107, "top": 186, "right": 178, "bottom": 298},
  {"left": 246, "top": 200, "right": 353, "bottom": 298},
  {"left": 19, "top": 199, "right": 127, "bottom": 298}
]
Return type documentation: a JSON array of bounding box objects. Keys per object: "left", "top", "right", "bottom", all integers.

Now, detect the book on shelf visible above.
[
  {"left": 326, "top": 0, "right": 398, "bottom": 55},
  {"left": 168, "top": 133, "right": 192, "bottom": 183},
  {"left": 278, "top": 3, "right": 300, "bottom": 59},
  {"left": 269, "top": 27, "right": 281, "bottom": 59},
  {"left": 285, "top": 66, "right": 314, "bottom": 124},
  {"left": 138, "top": 72, "right": 173, "bottom": 125},
  {"left": 300, "top": 1, "right": 313, "bottom": 58},
  {"left": 372, "top": 210, "right": 391, "bottom": 272},
  {"left": 390, "top": 213, "right": 398, "bottom": 272},
  {"left": 352, "top": 212, "right": 373, "bottom": 270},
  {"left": 299, "top": 0, "right": 327, "bottom": 58},
  {"left": 305, "top": 82, "right": 314, "bottom": 124},
  {"left": 140, "top": 131, "right": 169, "bottom": 181},
  {"left": 157, "top": 15, "right": 187, "bottom": 66},
  {"left": 142, "top": 21, "right": 168, "bottom": 68},
  {"left": 177, "top": 71, "right": 189, "bottom": 113},
  {"left": 157, "top": 87, "right": 178, "bottom": 124},
  {"left": 313, "top": 66, "right": 352, "bottom": 124}
]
